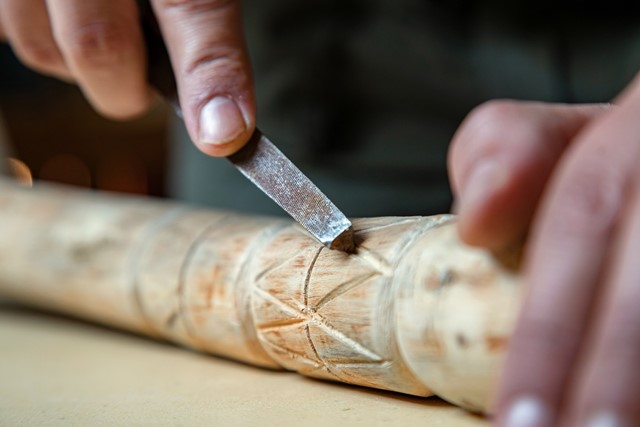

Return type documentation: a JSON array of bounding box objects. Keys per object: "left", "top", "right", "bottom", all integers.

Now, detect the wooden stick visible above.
[{"left": 0, "top": 178, "right": 522, "bottom": 412}]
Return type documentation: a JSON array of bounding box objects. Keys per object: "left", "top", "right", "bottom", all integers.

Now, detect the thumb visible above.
[{"left": 150, "top": 0, "right": 255, "bottom": 157}]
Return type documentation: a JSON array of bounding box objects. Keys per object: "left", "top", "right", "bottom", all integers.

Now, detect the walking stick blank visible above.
[{"left": 0, "top": 179, "right": 521, "bottom": 412}]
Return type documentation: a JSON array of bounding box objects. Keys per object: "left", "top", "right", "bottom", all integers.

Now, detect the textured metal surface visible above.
[{"left": 229, "top": 132, "right": 355, "bottom": 252}]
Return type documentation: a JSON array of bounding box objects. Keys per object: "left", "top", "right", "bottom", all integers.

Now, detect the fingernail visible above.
[
  {"left": 198, "top": 96, "right": 247, "bottom": 145},
  {"left": 586, "top": 412, "right": 628, "bottom": 427},
  {"left": 459, "top": 161, "right": 506, "bottom": 217},
  {"left": 500, "top": 396, "right": 552, "bottom": 427}
]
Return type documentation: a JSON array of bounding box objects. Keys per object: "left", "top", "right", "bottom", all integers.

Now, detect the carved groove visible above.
[
  {"left": 313, "top": 272, "right": 378, "bottom": 310},
  {"left": 130, "top": 206, "right": 190, "bottom": 335},
  {"left": 303, "top": 246, "right": 323, "bottom": 307},
  {"left": 177, "top": 215, "right": 231, "bottom": 343}
]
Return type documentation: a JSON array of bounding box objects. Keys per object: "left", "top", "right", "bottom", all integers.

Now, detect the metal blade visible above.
[{"left": 228, "top": 131, "right": 356, "bottom": 253}]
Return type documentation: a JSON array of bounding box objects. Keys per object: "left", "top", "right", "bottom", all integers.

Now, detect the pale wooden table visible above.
[{"left": 0, "top": 303, "right": 489, "bottom": 426}]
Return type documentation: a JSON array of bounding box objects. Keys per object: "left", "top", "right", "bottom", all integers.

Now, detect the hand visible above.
[
  {"left": 0, "top": 0, "right": 255, "bottom": 156},
  {"left": 449, "top": 78, "right": 640, "bottom": 426}
]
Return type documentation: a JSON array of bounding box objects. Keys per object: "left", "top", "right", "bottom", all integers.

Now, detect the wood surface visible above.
[
  {"left": 0, "top": 178, "right": 522, "bottom": 413},
  {"left": 0, "top": 303, "right": 489, "bottom": 427}
]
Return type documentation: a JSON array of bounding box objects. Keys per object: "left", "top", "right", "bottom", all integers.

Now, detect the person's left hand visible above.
[{"left": 449, "top": 75, "right": 640, "bottom": 426}]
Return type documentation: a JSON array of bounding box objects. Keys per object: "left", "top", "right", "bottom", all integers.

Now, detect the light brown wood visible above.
[
  {"left": 0, "top": 304, "right": 490, "bottom": 427},
  {"left": 0, "top": 178, "right": 522, "bottom": 413}
]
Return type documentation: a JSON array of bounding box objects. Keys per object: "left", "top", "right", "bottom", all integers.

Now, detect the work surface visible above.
[{"left": 0, "top": 303, "right": 489, "bottom": 426}]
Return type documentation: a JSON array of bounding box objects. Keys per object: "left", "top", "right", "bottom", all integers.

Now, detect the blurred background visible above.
[
  {"left": 2, "top": 0, "right": 640, "bottom": 217},
  {"left": 0, "top": 43, "right": 170, "bottom": 196}
]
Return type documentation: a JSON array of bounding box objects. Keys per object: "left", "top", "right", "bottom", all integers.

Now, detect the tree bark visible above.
[{"left": 0, "top": 178, "right": 522, "bottom": 412}]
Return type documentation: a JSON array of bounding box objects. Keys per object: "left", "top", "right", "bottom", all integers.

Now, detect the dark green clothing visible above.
[{"left": 168, "top": 1, "right": 640, "bottom": 217}]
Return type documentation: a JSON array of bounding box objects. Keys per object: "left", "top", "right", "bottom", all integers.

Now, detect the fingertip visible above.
[
  {"left": 192, "top": 95, "right": 255, "bottom": 157},
  {"left": 456, "top": 162, "right": 537, "bottom": 250},
  {"left": 198, "top": 96, "right": 249, "bottom": 145},
  {"left": 456, "top": 160, "right": 512, "bottom": 247},
  {"left": 450, "top": 101, "right": 604, "bottom": 251}
]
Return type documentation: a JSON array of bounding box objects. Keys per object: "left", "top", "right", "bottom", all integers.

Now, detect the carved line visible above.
[
  {"left": 359, "top": 215, "right": 454, "bottom": 276},
  {"left": 354, "top": 217, "right": 421, "bottom": 233},
  {"left": 350, "top": 218, "right": 432, "bottom": 276},
  {"left": 176, "top": 215, "right": 232, "bottom": 345},
  {"left": 300, "top": 246, "right": 348, "bottom": 380},
  {"left": 254, "top": 286, "right": 383, "bottom": 361},
  {"left": 313, "top": 272, "right": 378, "bottom": 310},
  {"left": 128, "top": 206, "right": 190, "bottom": 336},
  {"left": 354, "top": 247, "right": 393, "bottom": 276},
  {"left": 260, "top": 340, "right": 321, "bottom": 369},
  {"left": 383, "top": 214, "right": 455, "bottom": 389},
  {"left": 253, "top": 255, "right": 293, "bottom": 284},
  {"left": 305, "top": 323, "right": 343, "bottom": 381},
  {"left": 234, "top": 223, "right": 288, "bottom": 289},
  {"left": 236, "top": 221, "right": 293, "bottom": 365},
  {"left": 254, "top": 287, "right": 306, "bottom": 318},
  {"left": 303, "top": 246, "right": 323, "bottom": 307},
  {"left": 305, "top": 330, "right": 392, "bottom": 382},
  {"left": 256, "top": 318, "right": 305, "bottom": 332},
  {"left": 330, "top": 360, "right": 392, "bottom": 369},
  {"left": 312, "top": 315, "right": 384, "bottom": 361}
]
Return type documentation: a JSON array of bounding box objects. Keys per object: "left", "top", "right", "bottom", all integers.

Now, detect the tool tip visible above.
[{"left": 329, "top": 227, "right": 357, "bottom": 254}]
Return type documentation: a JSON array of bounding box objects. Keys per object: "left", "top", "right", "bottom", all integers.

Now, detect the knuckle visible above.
[
  {"left": 59, "top": 22, "right": 131, "bottom": 67},
  {"left": 184, "top": 46, "right": 243, "bottom": 76},
  {"left": 181, "top": 47, "right": 248, "bottom": 101}
]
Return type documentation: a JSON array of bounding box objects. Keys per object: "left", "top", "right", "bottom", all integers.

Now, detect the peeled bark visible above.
[{"left": 0, "top": 178, "right": 522, "bottom": 412}]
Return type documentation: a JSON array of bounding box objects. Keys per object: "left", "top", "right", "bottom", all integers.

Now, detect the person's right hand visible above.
[
  {"left": 449, "top": 91, "right": 640, "bottom": 426},
  {"left": 0, "top": 0, "right": 256, "bottom": 156}
]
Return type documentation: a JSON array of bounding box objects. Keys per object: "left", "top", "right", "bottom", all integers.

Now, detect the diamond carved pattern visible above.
[{"left": 252, "top": 218, "right": 423, "bottom": 388}]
